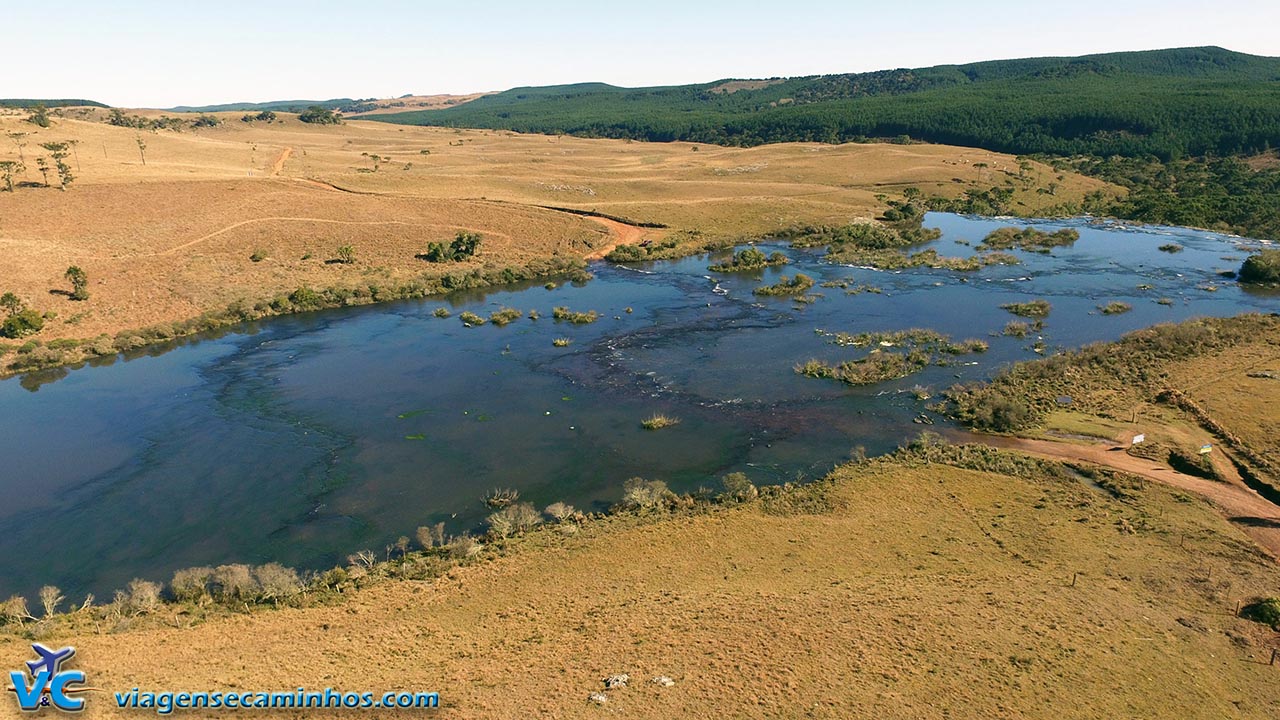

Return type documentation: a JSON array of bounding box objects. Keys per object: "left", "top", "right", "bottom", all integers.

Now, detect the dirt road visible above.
[{"left": 975, "top": 434, "right": 1280, "bottom": 558}]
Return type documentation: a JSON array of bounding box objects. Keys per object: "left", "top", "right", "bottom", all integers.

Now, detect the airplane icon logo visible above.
[{"left": 27, "top": 645, "right": 76, "bottom": 679}]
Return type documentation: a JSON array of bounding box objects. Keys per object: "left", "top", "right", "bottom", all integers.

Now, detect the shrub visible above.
[
  {"left": 124, "top": 579, "right": 162, "bottom": 614},
  {"left": 1240, "top": 597, "right": 1280, "bottom": 629},
  {"left": 170, "top": 566, "right": 213, "bottom": 604},
  {"left": 487, "top": 502, "right": 542, "bottom": 538},
  {"left": 544, "top": 502, "right": 576, "bottom": 522},
  {"left": 709, "top": 247, "right": 789, "bottom": 272},
  {"left": 250, "top": 249, "right": 268, "bottom": 262},
  {"left": 1, "top": 308, "right": 44, "bottom": 338},
  {"left": 289, "top": 287, "right": 324, "bottom": 310},
  {"left": 719, "top": 472, "right": 758, "bottom": 502},
  {"left": 333, "top": 245, "right": 356, "bottom": 264},
  {"left": 423, "top": 231, "right": 482, "bottom": 262},
  {"left": 458, "top": 311, "right": 486, "bottom": 326},
  {"left": 620, "top": 477, "right": 674, "bottom": 510},
  {"left": 416, "top": 522, "right": 446, "bottom": 549},
  {"left": 254, "top": 563, "right": 302, "bottom": 602},
  {"left": 432, "top": 307, "right": 451, "bottom": 318},
  {"left": 65, "top": 266, "right": 89, "bottom": 300},
  {"left": 1239, "top": 249, "right": 1280, "bottom": 285},
  {"left": 297, "top": 106, "right": 342, "bottom": 125},
  {"left": 210, "top": 564, "right": 258, "bottom": 603},
  {"left": 446, "top": 534, "right": 481, "bottom": 559},
  {"left": 754, "top": 273, "right": 815, "bottom": 296}
]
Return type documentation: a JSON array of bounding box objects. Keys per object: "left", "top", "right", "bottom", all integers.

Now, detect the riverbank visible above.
[
  {"left": 4, "top": 445, "right": 1278, "bottom": 718},
  {"left": 0, "top": 110, "right": 1113, "bottom": 378}
]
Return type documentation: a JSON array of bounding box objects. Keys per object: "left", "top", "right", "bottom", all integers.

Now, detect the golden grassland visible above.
[
  {"left": 0, "top": 107, "right": 1113, "bottom": 361},
  {"left": 2, "top": 457, "right": 1278, "bottom": 718}
]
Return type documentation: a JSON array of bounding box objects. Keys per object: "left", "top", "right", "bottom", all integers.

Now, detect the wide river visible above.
[{"left": 1, "top": 213, "right": 1275, "bottom": 599}]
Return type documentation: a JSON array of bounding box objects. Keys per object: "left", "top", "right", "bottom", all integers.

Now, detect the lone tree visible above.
[
  {"left": 65, "top": 265, "right": 89, "bottom": 300},
  {"left": 135, "top": 134, "right": 147, "bottom": 165},
  {"left": 0, "top": 160, "right": 22, "bottom": 192},
  {"left": 26, "top": 104, "right": 50, "bottom": 128}
]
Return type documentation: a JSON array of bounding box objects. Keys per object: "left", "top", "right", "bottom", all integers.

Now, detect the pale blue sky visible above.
[{"left": 8, "top": 0, "right": 1278, "bottom": 107}]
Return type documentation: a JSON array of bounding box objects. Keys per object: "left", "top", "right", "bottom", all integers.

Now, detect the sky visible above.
[{"left": 7, "top": 0, "right": 1279, "bottom": 107}]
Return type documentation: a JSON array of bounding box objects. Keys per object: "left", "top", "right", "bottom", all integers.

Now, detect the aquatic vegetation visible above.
[
  {"left": 1003, "top": 321, "right": 1031, "bottom": 338},
  {"left": 404, "top": 434, "right": 425, "bottom": 441},
  {"left": 1099, "top": 301, "right": 1133, "bottom": 315},
  {"left": 978, "top": 227, "right": 1080, "bottom": 253},
  {"left": 754, "top": 273, "right": 815, "bottom": 296},
  {"left": 458, "top": 311, "right": 487, "bottom": 326},
  {"left": 552, "top": 337, "right": 572, "bottom": 347},
  {"left": 483, "top": 487, "right": 520, "bottom": 509},
  {"left": 488, "top": 307, "right": 523, "bottom": 326},
  {"left": 800, "top": 328, "right": 989, "bottom": 386},
  {"left": 1156, "top": 297, "right": 1175, "bottom": 305},
  {"left": 552, "top": 306, "right": 599, "bottom": 323},
  {"left": 708, "top": 247, "right": 790, "bottom": 272},
  {"left": 432, "top": 307, "right": 451, "bottom": 318},
  {"left": 1157, "top": 243, "right": 1184, "bottom": 253},
  {"left": 1000, "top": 299, "right": 1052, "bottom": 318},
  {"left": 640, "top": 414, "right": 681, "bottom": 430},
  {"left": 527, "top": 309, "right": 540, "bottom": 320}
]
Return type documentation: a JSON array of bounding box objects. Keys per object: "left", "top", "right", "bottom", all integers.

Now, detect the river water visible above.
[{"left": 0, "top": 213, "right": 1274, "bottom": 599}]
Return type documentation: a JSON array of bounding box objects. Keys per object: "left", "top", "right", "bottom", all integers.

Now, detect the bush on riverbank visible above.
[{"left": 1239, "top": 249, "right": 1280, "bottom": 286}]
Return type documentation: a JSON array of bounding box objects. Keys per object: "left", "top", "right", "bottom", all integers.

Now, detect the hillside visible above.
[{"left": 371, "top": 47, "right": 1280, "bottom": 161}]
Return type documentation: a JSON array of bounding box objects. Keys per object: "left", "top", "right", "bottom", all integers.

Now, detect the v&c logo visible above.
[{"left": 7, "top": 644, "right": 88, "bottom": 713}]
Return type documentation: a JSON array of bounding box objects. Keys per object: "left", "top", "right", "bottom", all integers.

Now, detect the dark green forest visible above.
[{"left": 372, "top": 47, "right": 1280, "bottom": 161}]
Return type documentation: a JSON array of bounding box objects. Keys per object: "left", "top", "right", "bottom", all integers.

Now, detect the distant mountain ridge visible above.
[
  {"left": 367, "top": 46, "right": 1280, "bottom": 160},
  {"left": 0, "top": 99, "right": 107, "bottom": 109}
]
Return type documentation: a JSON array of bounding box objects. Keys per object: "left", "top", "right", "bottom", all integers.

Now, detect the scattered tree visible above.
[
  {"left": 40, "top": 142, "right": 74, "bottom": 189},
  {"left": 0, "top": 160, "right": 22, "bottom": 192},
  {"left": 65, "top": 265, "right": 89, "bottom": 300}
]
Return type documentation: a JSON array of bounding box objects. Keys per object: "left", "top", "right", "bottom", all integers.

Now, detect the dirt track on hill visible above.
[{"left": 976, "top": 434, "right": 1280, "bottom": 558}]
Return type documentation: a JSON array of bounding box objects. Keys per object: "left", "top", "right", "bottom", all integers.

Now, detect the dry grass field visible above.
[
  {"left": 3, "top": 458, "right": 1277, "bottom": 719},
  {"left": 0, "top": 107, "right": 1112, "bottom": 355}
]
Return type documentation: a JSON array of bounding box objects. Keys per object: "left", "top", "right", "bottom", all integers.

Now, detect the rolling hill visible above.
[{"left": 369, "top": 46, "right": 1280, "bottom": 161}]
